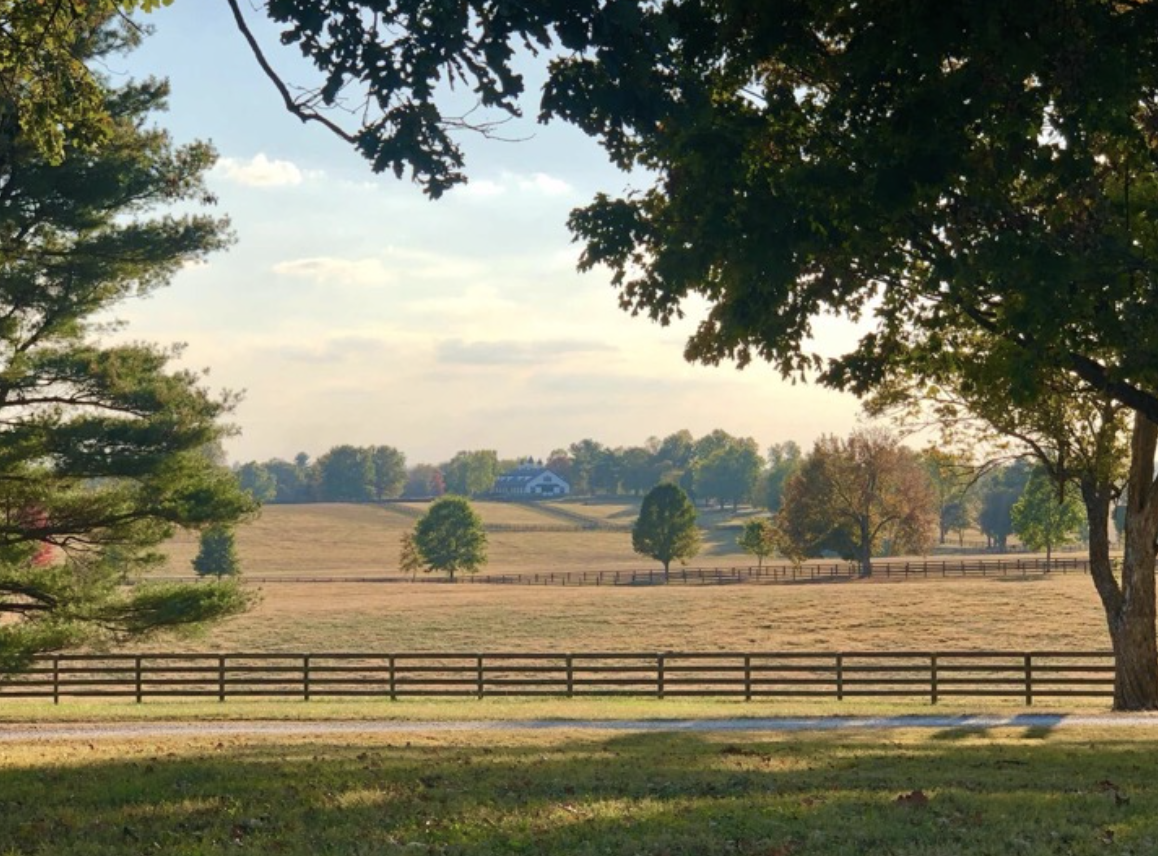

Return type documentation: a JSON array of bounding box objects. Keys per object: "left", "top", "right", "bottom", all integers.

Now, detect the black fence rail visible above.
[
  {"left": 0, "top": 650, "right": 1116, "bottom": 705},
  {"left": 147, "top": 556, "right": 1094, "bottom": 586}
]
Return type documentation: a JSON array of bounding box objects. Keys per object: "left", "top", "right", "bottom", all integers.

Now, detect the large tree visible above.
[
  {"left": 779, "top": 430, "right": 936, "bottom": 578},
  {"left": 412, "top": 496, "right": 487, "bottom": 582},
  {"left": 0, "top": 19, "right": 254, "bottom": 669},
  {"left": 632, "top": 483, "right": 700, "bottom": 581},
  {"left": 314, "top": 445, "right": 375, "bottom": 502}
]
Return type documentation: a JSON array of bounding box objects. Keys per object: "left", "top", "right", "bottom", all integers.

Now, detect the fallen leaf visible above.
[{"left": 896, "top": 790, "right": 930, "bottom": 807}]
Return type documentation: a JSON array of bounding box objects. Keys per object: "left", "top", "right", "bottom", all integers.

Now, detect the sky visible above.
[{"left": 109, "top": 3, "right": 865, "bottom": 466}]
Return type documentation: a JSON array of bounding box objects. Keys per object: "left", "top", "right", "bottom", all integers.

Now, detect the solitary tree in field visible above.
[
  {"left": 737, "top": 519, "right": 778, "bottom": 568},
  {"left": 398, "top": 531, "right": 423, "bottom": 581},
  {"left": 632, "top": 484, "right": 700, "bottom": 581},
  {"left": 779, "top": 430, "right": 936, "bottom": 578},
  {"left": 1012, "top": 470, "right": 1085, "bottom": 568},
  {"left": 193, "top": 526, "right": 241, "bottom": 580},
  {"left": 412, "top": 496, "right": 488, "bottom": 582}
]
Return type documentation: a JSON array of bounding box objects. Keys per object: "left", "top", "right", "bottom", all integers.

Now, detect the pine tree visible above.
[{"left": 192, "top": 526, "right": 241, "bottom": 580}]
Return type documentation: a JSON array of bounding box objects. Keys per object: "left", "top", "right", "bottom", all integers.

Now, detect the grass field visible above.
[
  {"left": 155, "top": 502, "right": 760, "bottom": 577},
  {"left": 3, "top": 726, "right": 1156, "bottom": 855},
  {"left": 129, "top": 572, "right": 1112, "bottom": 654}
]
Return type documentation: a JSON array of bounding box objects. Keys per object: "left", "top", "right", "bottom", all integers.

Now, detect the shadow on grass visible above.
[{"left": 0, "top": 728, "right": 1152, "bottom": 855}]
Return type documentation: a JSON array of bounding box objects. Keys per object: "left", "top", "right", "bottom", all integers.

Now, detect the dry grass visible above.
[
  {"left": 154, "top": 503, "right": 758, "bottom": 576},
  {"left": 136, "top": 573, "right": 1111, "bottom": 654}
]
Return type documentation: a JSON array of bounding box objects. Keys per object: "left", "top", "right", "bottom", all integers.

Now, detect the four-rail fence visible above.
[{"left": 0, "top": 650, "right": 1115, "bottom": 705}]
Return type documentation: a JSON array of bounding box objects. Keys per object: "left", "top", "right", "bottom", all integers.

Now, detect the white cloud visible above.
[
  {"left": 453, "top": 171, "right": 575, "bottom": 200},
  {"left": 214, "top": 153, "right": 314, "bottom": 187},
  {"left": 436, "top": 338, "right": 615, "bottom": 366},
  {"left": 272, "top": 257, "right": 394, "bottom": 287},
  {"left": 461, "top": 178, "right": 506, "bottom": 198},
  {"left": 517, "top": 172, "right": 573, "bottom": 196}
]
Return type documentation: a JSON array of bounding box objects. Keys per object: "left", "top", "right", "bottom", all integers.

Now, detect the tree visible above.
[
  {"left": 632, "top": 483, "right": 700, "bottom": 581},
  {"left": 737, "top": 519, "right": 778, "bottom": 569},
  {"left": 441, "top": 450, "right": 499, "bottom": 497},
  {"left": 976, "top": 462, "right": 1033, "bottom": 552},
  {"left": 921, "top": 450, "right": 978, "bottom": 546},
  {"left": 0, "top": 19, "right": 254, "bottom": 669},
  {"left": 412, "top": 496, "right": 488, "bottom": 582},
  {"left": 235, "top": 462, "right": 277, "bottom": 503},
  {"left": 402, "top": 464, "right": 445, "bottom": 499},
  {"left": 692, "top": 438, "right": 764, "bottom": 510},
  {"left": 779, "top": 430, "right": 936, "bottom": 577},
  {"left": 263, "top": 457, "right": 313, "bottom": 503},
  {"left": 245, "top": 1, "right": 1158, "bottom": 709},
  {"left": 370, "top": 445, "right": 407, "bottom": 501},
  {"left": 398, "top": 531, "right": 423, "bottom": 581},
  {"left": 1012, "top": 470, "right": 1086, "bottom": 568},
  {"left": 761, "top": 442, "right": 802, "bottom": 513},
  {"left": 192, "top": 526, "right": 241, "bottom": 579},
  {"left": 314, "top": 445, "right": 375, "bottom": 502}
]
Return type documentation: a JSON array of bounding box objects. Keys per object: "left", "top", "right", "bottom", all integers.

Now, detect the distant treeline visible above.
[{"left": 232, "top": 429, "right": 1090, "bottom": 556}]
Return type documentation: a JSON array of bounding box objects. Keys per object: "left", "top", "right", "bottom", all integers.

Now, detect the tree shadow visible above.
[{"left": 0, "top": 728, "right": 1151, "bottom": 854}]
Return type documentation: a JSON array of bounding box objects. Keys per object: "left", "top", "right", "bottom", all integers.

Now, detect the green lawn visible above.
[{"left": 2, "top": 726, "right": 1155, "bottom": 855}]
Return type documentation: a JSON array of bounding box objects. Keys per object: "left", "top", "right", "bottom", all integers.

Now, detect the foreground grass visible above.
[
  {"left": 0, "top": 695, "right": 1115, "bottom": 724},
  {"left": 2, "top": 726, "right": 1156, "bottom": 855}
]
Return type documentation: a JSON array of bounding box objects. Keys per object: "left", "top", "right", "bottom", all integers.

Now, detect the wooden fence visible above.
[
  {"left": 0, "top": 650, "right": 1117, "bottom": 705},
  {"left": 156, "top": 556, "right": 1092, "bottom": 586}
]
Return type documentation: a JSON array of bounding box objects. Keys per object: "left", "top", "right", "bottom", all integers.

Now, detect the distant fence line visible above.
[
  {"left": 2, "top": 650, "right": 1117, "bottom": 705},
  {"left": 152, "top": 556, "right": 1092, "bottom": 587}
]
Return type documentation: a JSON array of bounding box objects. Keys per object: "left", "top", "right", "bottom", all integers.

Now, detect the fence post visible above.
[
  {"left": 566, "top": 655, "right": 574, "bottom": 698},
  {"left": 52, "top": 656, "right": 60, "bottom": 705},
  {"left": 135, "top": 656, "right": 143, "bottom": 704},
  {"left": 303, "top": 655, "right": 311, "bottom": 702},
  {"left": 1024, "top": 654, "right": 1033, "bottom": 706},
  {"left": 930, "top": 654, "right": 938, "bottom": 705},
  {"left": 836, "top": 654, "right": 844, "bottom": 702},
  {"left": 744, "top": 655, "right": 752, "bottom": 701},
  {"left": 218, "top": 655, "right": 226, "bottom": 702},
  {"left": 656, "top": 653, "right": 665, "bottom": 699},
  {"left": 477, "top": 655, "right": 485, "bottom": 699}
]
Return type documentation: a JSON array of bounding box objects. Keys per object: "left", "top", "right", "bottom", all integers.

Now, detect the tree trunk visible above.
[
  {"left": 448, "top": 568, "right": 456, "bottom": 583},
  {"left": 663, "top": 560, "right": 670, "bottom": 583},
  {"left": 1084, "top": 414, "right": 1158, "bottom": 710},
  {"left": 858, "top": 518, "right": 873, "bottom": 577}
]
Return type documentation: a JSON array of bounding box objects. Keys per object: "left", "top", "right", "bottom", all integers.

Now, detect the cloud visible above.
[
  {"left": 214, "top": 153, "right": 314, "bottom": 187},
  {"left": 272, "top": 257, "right": 394, "bottom": 287},
  {"left": 436, "top": 338, "right": 615, "bottom": 366},
  {"left": 517, "top": 172, "right": 574, "bottom": 196},
  {"left": 274, "top": 336, "right": 395, "bottom": 364},
  {"left": 454, "top": 171, "right": 575, "bottom": 200},
  {"left": 460, "top": 178, "right": 506, "bottom": 198}
]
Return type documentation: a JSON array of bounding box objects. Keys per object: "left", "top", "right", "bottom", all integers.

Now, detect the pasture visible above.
[
  {"left": 138, "top": 573, "right": 1110, "bottom": 654},
  {"left": 3, "top": 726, "right": 1156, "bottom": 855},
  {"left": 154, "top": 501, "right": 759, "bottom": 577}
]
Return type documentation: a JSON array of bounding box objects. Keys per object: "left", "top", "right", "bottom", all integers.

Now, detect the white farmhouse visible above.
[{"left": 493, "top": 459, "right": 571, "bottom": 498}]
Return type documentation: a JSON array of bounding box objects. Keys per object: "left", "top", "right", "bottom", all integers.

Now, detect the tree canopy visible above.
[
  {"left": 412, "top": 496, "right": 488, "bottom": 582},
  {"left": 632, "top": 483, "right": 700, "bottom": 580},
  {"left": 1012, "top": 470, "right": 1086, "bottom": 566},
  {"left": 779, "top": 430, "right": 936, "bottom": 577},
  {"left": 0, "top": 18, "right": 254, "bottom": 668}
]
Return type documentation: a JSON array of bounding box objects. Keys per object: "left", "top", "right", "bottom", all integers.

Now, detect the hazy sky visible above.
[{"left": 110, "top": 4, "right": 864, "bottom": 465}]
